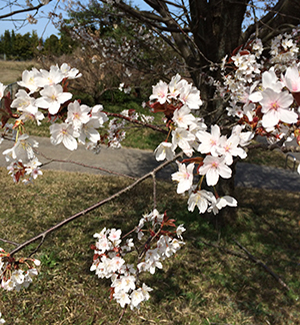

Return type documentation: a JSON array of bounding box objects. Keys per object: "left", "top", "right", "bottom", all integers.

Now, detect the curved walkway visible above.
[{"left": 1, "top": 136, "right": 300, "bottom": 191}]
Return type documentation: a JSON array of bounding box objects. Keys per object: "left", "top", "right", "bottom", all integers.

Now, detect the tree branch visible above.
[
  {"left": 105, "top": 112, "right": 169, "bottom": 134},
  {"left": 0, "top": 1, "right": 52, "bottom": 20},
  {"left": 233, "top": 238, "right": 290, "bottom": 291},
  {"left": 9, "top": 152, "right": 183, "bottom": 256}
]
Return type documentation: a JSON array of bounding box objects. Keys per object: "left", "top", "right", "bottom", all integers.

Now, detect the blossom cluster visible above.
[
  {"left": 1, "top": 64, "right": 111, "bottom": 182},
  {"left": 148, "top": 75, "right": 249, "bottom": 215},
  {"left": 220, "top": 30, "right": 300, "bottom": 145},
  {"left": 90, "top": 210, "right": 185, "bottom": 309},
  {"left": 0, "top": 248, "right": 40, "bottom": 292}
]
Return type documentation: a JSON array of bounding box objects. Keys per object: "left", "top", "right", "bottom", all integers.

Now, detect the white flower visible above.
[
  {"left": 171, "top": 127, "right": 195, "bottom": 156},
  {"left": 77, "top": 118, "right": 101, "bottom": 145},
  {"left": 260, "top": 89, "right": 297, "bottom": 128},
  {"left": 171, "top": 162, "right": 194, "bottom": 194},
  {"left": 91, "top": 104, "right": 108, "bottom": 125},
  {"left": 36, "top": 84, "right": 72, "bottom": 115},
  {"left": 188, "top": 189, "right": 215, "bottom": 214},
  {"left": 282, "top": 66, "right": 300, "bottom": 92},
  {"left": 114, "top": 290, "right": 131, "bottom": 308},
  {"left": 149, "top": 80, "right": 169, "bottom": 104},
  {"left": 108, "top": 228, "right": 122, "bottom": 244},
  {"left": 154, "top": 142, "right": 175, "bottom": 161},
  {"left": 178, "top": 82, "right": 202, "bottom": 109},
  {"left": 168, "top": 73, "right": 182, "bottom": 99},
  {"left": 208, "top": 195, "right": 237, "bottom": 215},
  {"left": 218, "top": 134, "right": 247, "bottom": 165},
  {"left": 130, "top": 289, "right": 144, "bottom": 309},
  {"left": 60, "top": 63, "right": 82, "bottom": 79},
  {"left": 198, "top": 156, "right": 232, "bottom": 186},
  {"left": 2, "top": 134, "right": 38, "bottom": 163},
  {"left": 50, "top": 123, "right": 77, "bottom": 151},
  {"left": 65, "top": 101, "right": 91, "bottom": 134},
  {"left": 18, "top": 68, "right": 40, "bottom": 93},
  {"left": 176, "top": 224, "right": 186, "bottom": 240},
  {"left": 172, "top": 105, "right": 196, "bottom": 128},
  {"left": 196, "top": 125, "right": 221, "bottom": 156},
  {"left": 35, "top": 65, "right": 64, "bottom": 87},
  {"left": 24, "top": 157, "right": 43, "bottom": 179},
  {"left": 11, "top": 89, "right": 37, "bottom": 111}
]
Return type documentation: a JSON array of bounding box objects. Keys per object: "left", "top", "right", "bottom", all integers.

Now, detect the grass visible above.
[
  {"left": 0, "top": 167, "right": 300, "bottom": 324},
  {"left": 0, "top": 60, "right": 41, "bottom": 85}
]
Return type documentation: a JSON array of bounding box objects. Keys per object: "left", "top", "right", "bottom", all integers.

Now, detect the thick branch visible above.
[{"left": 242, "top": 0, "right": 300, "bottom": 44}]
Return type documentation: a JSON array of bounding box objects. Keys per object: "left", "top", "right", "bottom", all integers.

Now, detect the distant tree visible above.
[
  {"left": 12, "top": 33, "right": 33, "bottom": 60},
  {"left": 55, "top": 1, "right": 184, "bottom": 104},
  {"left": 44, "top": 34, "right": 61, "bottom": 56},
  {"left": 2, "top": 30, "right": 12, "bottom": 57},
  {"left": 59, "top": 28, "right": 79, "bottom": 55}
]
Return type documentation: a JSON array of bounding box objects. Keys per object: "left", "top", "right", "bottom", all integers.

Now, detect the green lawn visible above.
[{"left": 0, "top": 167, "right": 299, "bottom": 324}]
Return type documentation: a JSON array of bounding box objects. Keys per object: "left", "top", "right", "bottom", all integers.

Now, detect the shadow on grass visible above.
[{"left": 1, "top": 168, "right": 300, "bottom": 324}]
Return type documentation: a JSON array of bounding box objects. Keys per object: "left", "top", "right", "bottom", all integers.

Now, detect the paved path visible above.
[{"left": 1, "top": 136, "right": 300, "bottom": 191}]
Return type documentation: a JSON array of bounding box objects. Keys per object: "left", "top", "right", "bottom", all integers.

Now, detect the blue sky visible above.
[{"left": 0, "top": 0, "right": 151, "bottom": 39}]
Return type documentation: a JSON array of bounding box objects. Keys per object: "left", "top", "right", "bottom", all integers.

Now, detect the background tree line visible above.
[{"left": 0, "top": 29, "right": 77, "bottom": 60}]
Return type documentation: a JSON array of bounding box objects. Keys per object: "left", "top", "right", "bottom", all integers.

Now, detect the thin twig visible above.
[
  {"left": 105, "top": 112, "right": 168, "bottom": 134},
  {"left": 0, "top": 238, "right": 19, "bottom": 246},
  {"left": 0, "top": 2, "right": 47, "bottom": 19},
  {"left": 9, "top": 152, "right": 183, "bottom": 256},
  {"left": 233, "top": 238, "right": 290, "bottom": 291},
  {"left": 152, "top": 172, "right": 157, "bottom": 210},
  {"left": 196, "top": 238, "right": 248, "bottom": 260},
  {"left": 29, "top": 234, "right": 46, "bottom": 258},
  {"left": 116, "top": 305, "right": 127, "bottom": 325}
]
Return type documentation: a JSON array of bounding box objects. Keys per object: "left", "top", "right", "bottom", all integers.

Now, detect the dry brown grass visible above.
[{"left": 0, "top": 60, "right": 41, "bottom": 84}]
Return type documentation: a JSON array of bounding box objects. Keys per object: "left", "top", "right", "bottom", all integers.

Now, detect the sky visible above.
[{"left": 0, "top": 0, "right": 151, "bottom": 39}]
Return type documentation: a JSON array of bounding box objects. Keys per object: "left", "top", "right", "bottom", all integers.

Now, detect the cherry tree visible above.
[
  {"left": 0, "top": 0, "right": 300, "bottom": 323},
  {"left": 58, "top": 0, "right": 300, "bottom": 213}
]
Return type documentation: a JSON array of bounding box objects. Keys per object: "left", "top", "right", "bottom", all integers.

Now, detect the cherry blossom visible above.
[
  {"left": 149, "top": 80, "right": 169, "bottom": 104},
  {"left": 154, "top": 142, "right": 175, "bottom": 161},
  {"left": 50, "top": 123, "right": 78, "bottom": 151},
  {"left": 198, "top": 156, "right": 232, "bottom": 186},
  {"left": 187, "top": 189, "right": 215, "bottom": 214},
  {"left": 260, "top": 88, "right": 297, "bottom": 128},
  {"left": 196, "top": 125, "right": 221, "bottom": 156},
  {"left": 36, "top": 85, "right": 72, "bottom": 115},
  {"left": 207, "top": 195, "right": 238, "bottom": 215},
  {"left": 282, "top": 66, "right": 300, "bottom": 93},
  {"left": 17, "top": 68, "right": 40, "bottom": 94},
  {"left": 171, "top": 162, "right": 195, "bottom": 194}
]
